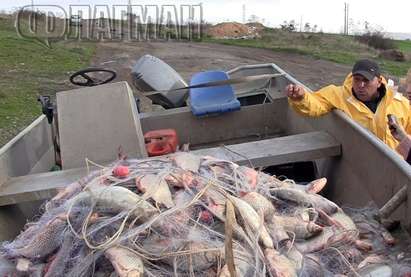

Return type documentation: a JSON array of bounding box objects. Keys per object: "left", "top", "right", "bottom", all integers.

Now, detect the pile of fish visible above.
[{"left": 0, "top": 152, "right": 410, "bottom": 276}]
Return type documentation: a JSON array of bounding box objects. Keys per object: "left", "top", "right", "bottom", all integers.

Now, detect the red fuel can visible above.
[{"left": 144, "top": 129, "right": 179, "bottom": 157}]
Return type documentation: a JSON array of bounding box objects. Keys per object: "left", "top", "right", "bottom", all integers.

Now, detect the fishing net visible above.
[{"left": 0, "top": 152, "right": 410, "bottom": 276}]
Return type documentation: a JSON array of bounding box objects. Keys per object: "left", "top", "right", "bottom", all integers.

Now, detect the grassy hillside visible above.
[
  {"left": 205, "top": 28, "right": 411, "bottom": 77},
  {"left": 0, "top": 15, "right": 95, "bottom": 146},
  {"left": 396, "top": 40, "right": 411, "bottom": 53}
]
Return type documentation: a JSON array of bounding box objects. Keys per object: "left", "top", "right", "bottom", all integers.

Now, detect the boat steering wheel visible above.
[{"left": 70, "top": 68, "right": 117, "bottom": 87}]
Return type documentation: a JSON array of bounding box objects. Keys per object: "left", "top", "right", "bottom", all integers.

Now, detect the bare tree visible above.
[
  {"left": 280, "top": 20, "right": 297, "bottom": 32},
  {"left": 248, "top": 14, "right": 259, "bottom": 23},
  {"left": 304, "top": 22, "right": 311, "bottom": 32}
]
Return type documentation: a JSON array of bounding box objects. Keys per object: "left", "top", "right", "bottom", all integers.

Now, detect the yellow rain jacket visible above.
[{"left": 289, "top": 73, "right": 411, "bottom": 150}]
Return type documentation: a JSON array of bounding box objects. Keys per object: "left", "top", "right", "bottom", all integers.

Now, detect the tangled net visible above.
[{"left": 1, "top": 152, "right": 410, "bottom": 276}]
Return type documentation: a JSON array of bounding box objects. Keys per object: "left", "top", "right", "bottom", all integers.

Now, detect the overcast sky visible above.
[{"left": 1, "top": 0, "right": 410, "bottom": 34}]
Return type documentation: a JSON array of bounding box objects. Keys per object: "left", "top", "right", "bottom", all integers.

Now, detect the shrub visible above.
[
  {"left": 14, "top": 10, "right": 47, "bottom": 21},
  {"left": 355, "top": 31, "right": 396, "bottom": 50},
  {"left": 378, "top": 49, "right": 406, "bottom": 62}
]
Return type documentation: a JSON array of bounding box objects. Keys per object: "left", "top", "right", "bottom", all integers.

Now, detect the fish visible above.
[
  {"left": 136, "top": 174, "right": 175, "bottom": 208},
  {"left": 356, "top": 222, "right": 374, "bottom": 239},
  {"left": 165, "top": 171, "right": 199, "bottom": 188},
  {"left": 264, "top": 248, "right": 298, "bottom": 277},
  {"left": 237, "top": 166, "right": 259, "bottom": 190},
  {"left": 306, "top": 194, "right": 340, "bottom": 215},
  {"left": 141, "top": 234, "right": 183, "bottom": 257},
  {"left": 208, "top": 200, "right": 226, "bottom": 219},
  {"left": 299, "top": 254, "right": 324, "bottom": 277},
  {"left": 105, "top": 246, "right": 144, "bottom": 277},
  {"left": 0, "top": 256, "right": 17, "bottom": 276},
  {"left": 357, "top": 264, "right": 392, "bottom": 277},
  {"left": 201, "top": 156, "right": 238, "bottom": 170},
  {"left": 219, "top": 265, "right": 234, "bottom": 277},
  {"left": 381, "top": 231, "right": 395, "bottom": 245},
  {"left": 44, "top": 233, "right": 74, "bottom": 277},
  {"left": 209, "top": 164, "right": 230, "bottom": 178},
  {"left": 270, "top": 187, "right": 339, "bottom": 214},
  {"left": 316, "top": 209, "right": 342, "bottom": 227},
  {"left": 3, "top": 154, "right": 397, "bottom": 277},
  {"left": 5, "top": 214, "right": 67, "bottom": 259},
  {"left": 203, "top": 188, "right": 227, "bottom": 219},
  {"left": 227, "top": 195, "right": 274, "bottom": 248},
  {"left": 241, "top": 191, "right": 276, "bottom": 220},
  {"left": 30, "top": 263, "right": 47, "bottom": 277},
  {"left": 294, "top": 226, "right": 352, "bottom": 253},
  {"left": 51, "top": 170, "right": 105, "bottom": 202},
  {"left": 330, "top": 211, "right": 357, "bottom": 231},
  {"left": 52, "top": 181, "right": 83, "bottom": 202},
  {"left": 329, "top": 212, "right": 375, "bottom": 252},
  {"left": 342, "top": 247, "right": 362, "bottom": 264},
  {"left": 218, "top": 260, "right": 256, "bottom": 277},
  {"left": 355, "top": 240, "right": 373, "bottom": 252},
  {"left": 142, "top": 232, "right": 223, "bottom": 273},
  {"left": 270, "top": 187, "right": 311, "bottom": 205},
  {"left": 266, "top": 218, "right": 291, "bottom": 248},
  {"left": 318, "top": 211, "right": 373, "bottom": 252},
  {"left": 172, "top": 242, "right": 223, "bottom": 272},
  {"left": 283, "top": 178, "right": 327, "bottom": 194},
  {"left": 16, "top": 258, "right": 32, "bottom": 272},
  {"left": 201, "top": 158, "right": 241, "bottom": 184},
  {"left": 357, "top": 254, "right": 388, "bottom": 269},
  {"left": 305, "top": 178, "right": 327, "bottom": 194},
  {"left": 168, "top": 190, "right": 196, "bottom": 226},
  {"left": 295, "top": 208, "right": 317, "bottom": 222},
  {"left": 171, "top": 152, "right": 201, "bottom": 173},
  {"left": 285, "top": 246, "right": 304, "bottom": 272},
  {"left": 219, "top": 251, "right": 255, "bottom": 277},
  {"left": 274, "top": 215, "right": 323, "bottom": 239},
  {"left": 69, "top": 186, "right": 158, "bottom": 220}
]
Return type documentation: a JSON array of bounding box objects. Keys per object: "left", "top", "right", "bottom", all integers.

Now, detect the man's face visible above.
[
  {"left": 406, "top": 83, "right": 411, "bottom": 101},
  {"left": 352, "top": 74, "right": 382, "bottom": 102}
]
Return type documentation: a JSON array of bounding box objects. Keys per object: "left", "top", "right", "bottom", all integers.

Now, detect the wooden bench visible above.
[
  {"left": 0, "top": 131, "right": 340, "bottom": 206},
  {"left": 192, "top": 131, "right": 340, "bottom": 168}
]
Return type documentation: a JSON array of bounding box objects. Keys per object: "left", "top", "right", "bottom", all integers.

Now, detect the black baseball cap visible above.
[{"left": 352, "top": 59, "right": 381, "bottom": 81}]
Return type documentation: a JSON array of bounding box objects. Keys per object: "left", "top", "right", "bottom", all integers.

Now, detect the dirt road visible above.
[
  {"left": 90, "top": 41, "right": 351, "bottom": 111},
  {"left": 0, "top": 41, "right": 352, "bottom": 147}
]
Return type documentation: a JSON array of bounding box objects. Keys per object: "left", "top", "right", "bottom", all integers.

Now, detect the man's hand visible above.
[
  {"left": 285, "top": 84, "right": 305, "bottom": 101},
  {"left": 388, "top": 114, "right": 407, "bottom": 142}
]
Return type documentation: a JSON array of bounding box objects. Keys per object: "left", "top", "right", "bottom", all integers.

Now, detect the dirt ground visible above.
[{"left": 90, "top": 41, "right": 351, "bottom": 111}]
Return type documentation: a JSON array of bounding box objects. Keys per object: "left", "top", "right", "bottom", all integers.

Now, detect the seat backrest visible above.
[
  {"left": 190, "top": 71, "right": 241, "bottom": 116},
  {"left": 190, "top": 71, "right": 234, "bottom": 103},
  {"left": 131, "top": 55, "right": 188, "bottom": 108},
  {"left": 189, "top": 71, "right": 241, "bottom": 116},
  {"left": 56, "top": 82, "right": 147, "bottom": 169}
]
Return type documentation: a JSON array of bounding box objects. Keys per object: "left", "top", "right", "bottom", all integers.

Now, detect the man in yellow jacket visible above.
[{"left": 286, "top": 59, "right": 411, "bottom": 150}]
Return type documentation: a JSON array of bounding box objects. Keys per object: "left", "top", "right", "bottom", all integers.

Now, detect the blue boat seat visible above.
[{"left": 189, "top": 71, "right": 241, "bottom": 116}]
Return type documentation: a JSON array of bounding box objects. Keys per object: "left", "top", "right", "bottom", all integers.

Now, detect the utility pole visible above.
[
  {"left": 242, "top": 4, "right": 246, "bottom": 24},
  {"left": 344, "top": 3, "right": 346, "bottom": 34},
  {"left": 127, "top": 0, "right": 132, "bottom": 21},
  {"left": 344, "top": 2, "right": 349, "bottom": 35},
  {"left": 300, "top": 15, "right": 302, "bottom": 32},
  {"left": 346, "top": 3, "right": 349, "bottom": 35}
]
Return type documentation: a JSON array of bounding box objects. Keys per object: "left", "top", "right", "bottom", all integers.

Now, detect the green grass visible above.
[
  {"left": 0, "top": 16, "right": 95, "bottom": 146},
  {"left": 395, "top": 39, "right": 411, "bottom": 53},
  {"left": 204, "top": 28, "right": 411, "bottom": 77}
]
